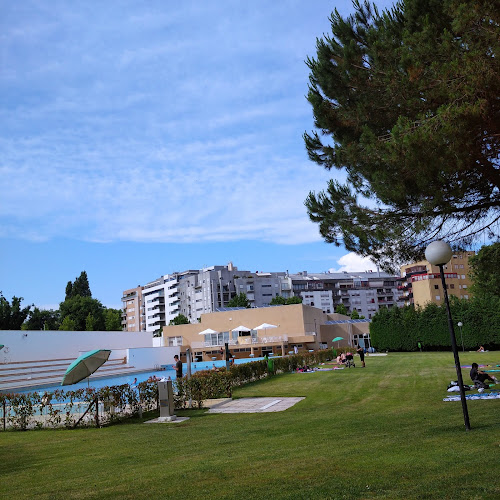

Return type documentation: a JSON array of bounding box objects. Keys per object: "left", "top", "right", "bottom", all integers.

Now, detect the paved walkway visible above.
[{"left": 207, "top": 397, "right": 305, "bottom": 414}]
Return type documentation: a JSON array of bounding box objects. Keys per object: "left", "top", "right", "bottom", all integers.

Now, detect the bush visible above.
[
  {"left": 0, "top": 349, "right": 335, "bottom": 431},
  {"left": 370, "top": 296, "right": 500, "bottom": 351}
]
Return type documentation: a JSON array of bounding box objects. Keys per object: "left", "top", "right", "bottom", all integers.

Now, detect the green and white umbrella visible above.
[
  {"left": 332, "top": 336, "right": 344, "bottom": 348},
  {"left": 61, "top": 349, "right": 111, "bottom": 386}
]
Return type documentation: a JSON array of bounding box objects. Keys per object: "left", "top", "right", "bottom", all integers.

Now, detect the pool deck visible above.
[{"left": 207, "top": 397, "right": 305, "bottom": 413}]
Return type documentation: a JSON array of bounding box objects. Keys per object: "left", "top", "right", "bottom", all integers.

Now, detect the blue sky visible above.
[{"left": 1, "top": 0, "right": 396, "bottom": 310}]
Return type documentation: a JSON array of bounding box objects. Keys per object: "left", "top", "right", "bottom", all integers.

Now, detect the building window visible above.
[
  {"left": 435, "top": 295, "right": 441, "bottom": 301},
  {"left": 434, "top": 285, "right": 439, "bottom": 290},
  {"left": 449, "top": 284, "right": 455, "bottom": 289}
]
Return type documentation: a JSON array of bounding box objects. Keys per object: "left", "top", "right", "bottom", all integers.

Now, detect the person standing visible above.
[
  {"left": 174, "top": 354, "right": 183, "bottom": 379},
  {"left": 356, "top": 345, "right": 365, "bottom": 368}
]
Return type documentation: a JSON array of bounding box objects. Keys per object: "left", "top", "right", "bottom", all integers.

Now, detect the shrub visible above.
[
  {"left": 0, "top": 349, "right": 334, "bottom": 431},
  {"left": 370, "top": 296, "right": 500, "bottom": 351}
]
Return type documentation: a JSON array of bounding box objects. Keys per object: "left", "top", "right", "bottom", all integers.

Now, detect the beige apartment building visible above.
[
  {"left": 121, "top": 286, "right": 144, "bottom": 332},
  {"left": 161, "top": 303, "right": 370, "bottom": 363},
  {"left": 400, "top": 251, "right": 475, "bottom": 307}
]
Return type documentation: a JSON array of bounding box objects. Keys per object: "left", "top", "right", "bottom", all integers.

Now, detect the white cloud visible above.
[
  {"left": 329, "top": 253, "right": 378, "bottom": 273},
  {"left": 0, "top": 0, "right": 366, "bottom": 246}
]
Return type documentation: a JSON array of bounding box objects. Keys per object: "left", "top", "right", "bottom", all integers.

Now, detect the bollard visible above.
[{"left": 158, "top": 380, "right": 176, "bottom": 421}]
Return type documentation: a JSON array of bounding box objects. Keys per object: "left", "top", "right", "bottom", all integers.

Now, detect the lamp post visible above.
[
  {"left": 457, "top": 321, "right": 464, "bottom": 352},
  {"left": 425, "top": 241, "right": 470, "bottom": 431}
]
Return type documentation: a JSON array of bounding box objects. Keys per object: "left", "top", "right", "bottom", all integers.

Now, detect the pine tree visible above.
[{"left": 304, "top": 0, "right": 500, "bottom": 269}]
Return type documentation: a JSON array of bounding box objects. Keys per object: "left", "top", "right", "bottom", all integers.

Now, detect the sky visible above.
[{"left": 1, "top": 0, "right": 397, "bottom": 310}]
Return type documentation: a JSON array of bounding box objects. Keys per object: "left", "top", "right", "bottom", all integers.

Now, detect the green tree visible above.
[
  {"left": 104, "top": 308, "right": 123, "bottom": 331},
  {"left": 304, "top": 0, "right": 500, "bottom": 269},
  {"left": 0, "top": 293, "right": 32, "bottom": 330},
  {"left": 22, "top": 308, "right": 60, "bottom": 331},
  {"left": 270, "top": 295, "right": 303, "bottom": 305},
  {"left": 227, "top": 293, "right": 250, "bottom": 308},
  {"left": 350, "top": 309, "right": 360, "bottom": 319},
  {"left": 59, "top": 271, "right": 105, "bottom": 331},
  {"left": 65, "top": 271, "right": 92, "bottom": 300},
  {"left": 469, "top": 242, "right": 500, "bottom": 298},
  {"left": 169, "top": 314, "right": 190, "bottom": 326},
  {"left": 85, "top": 313, "right": 97, "bottom": 331},
  {"left": 59, "top": 316, "right": 77, "bottom": 331},
  {"left": 270, "top": 296, "right": 287, "bottom": 305},
  {"left": 335, "top": 304, "right": 348, "bottom": 316},
  {"left": 59, "top": 295, "right": 105, "bottom": 331}
]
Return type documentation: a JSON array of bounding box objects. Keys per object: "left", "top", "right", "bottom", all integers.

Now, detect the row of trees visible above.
[
  {"left": 226, "top": 293, "right": 302, "bottom": 308},
  {"left": 0, "top": 272, "right": 122, "bottom": 331},
  {"left": 334, "top": 303, "right": 365, "bottom": 319},
  {"left": 370, "top": 295, "right": 500, "bottom": 351}
]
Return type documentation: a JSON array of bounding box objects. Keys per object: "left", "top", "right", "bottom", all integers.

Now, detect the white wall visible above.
[
  {"left": 152, "top": 337, "right": 165, "bottom": 347},
  {"left": 0, "top": 330, "right": 154, "bottom": 363},
  {"left": 127, "top": 347, "right": 179, "bottom": 370}
]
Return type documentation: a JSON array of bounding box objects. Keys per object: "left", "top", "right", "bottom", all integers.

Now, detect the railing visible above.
[{"left": 190, "top": 335, "right": 289, "bottom": 349}]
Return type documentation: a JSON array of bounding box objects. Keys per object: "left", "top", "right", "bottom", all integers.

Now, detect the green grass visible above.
[{"left": 1, "top": 352, "right": 500, "bottom": 499}]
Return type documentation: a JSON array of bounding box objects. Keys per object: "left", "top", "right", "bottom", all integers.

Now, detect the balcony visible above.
[
  {"left": 287, "top": 333, "right": 316, "bottom": 343},
  {"left": 189, "top": 334, "right": 289, "bottom": 349}
]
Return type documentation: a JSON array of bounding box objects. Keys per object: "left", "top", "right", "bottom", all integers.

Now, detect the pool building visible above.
[{"left": 159, "top": 304, "right": 371, "bottom": 363}]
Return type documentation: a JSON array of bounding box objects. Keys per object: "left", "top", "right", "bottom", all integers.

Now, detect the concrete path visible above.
[{"left": 207, "top": 397, "right": 304, "bottom": 414}]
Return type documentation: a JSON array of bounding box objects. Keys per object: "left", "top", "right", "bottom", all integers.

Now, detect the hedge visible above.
[
  {"left": 370, "top": 295, "right": 500, "bottom": 351},
  {"left": 0, "top": 349, "right": 335, "bottom": 431}
]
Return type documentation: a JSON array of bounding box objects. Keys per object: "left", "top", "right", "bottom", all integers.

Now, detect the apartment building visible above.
[
  {"left": 121, "top": 286, "right": 144, "bottom": 332},
  {"left": 123, "top": 264, "right": 403, "bottom": 332},
  {"left": 399, "top": 251, "right": 475, "bottom": 307},
  {"left": 290, "top": 271, "right": 402, "bottom": 319},
  {"left": 234, "top": 272, "right": 292, "bottom": 306},
  {"left": 177, "top": 264, "right": 251, "bottom": 322},
  {"left": 141, "top": 273, "right": 195, "bottom": 334}
]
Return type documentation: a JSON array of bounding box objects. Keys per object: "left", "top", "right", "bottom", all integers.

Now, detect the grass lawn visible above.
[{"left": 1, "top": 352, "right": 499, "bottom": 499}]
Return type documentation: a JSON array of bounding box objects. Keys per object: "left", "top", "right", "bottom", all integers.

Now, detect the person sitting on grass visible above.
[
  {"left": 335, "top": 353, "right": 346, "bottom": 364},
  {"left": 470, "top": 362, "right": 498, "bottom": 389}
]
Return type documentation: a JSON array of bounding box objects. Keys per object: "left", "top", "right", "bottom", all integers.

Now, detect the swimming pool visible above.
[{"left": 13, "top": 357, "right": 268, "bottom": 395}]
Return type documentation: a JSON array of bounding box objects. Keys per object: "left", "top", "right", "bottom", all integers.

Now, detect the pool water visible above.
[{"left": 14, "top": 357, "right": 268, "bottom": 395}]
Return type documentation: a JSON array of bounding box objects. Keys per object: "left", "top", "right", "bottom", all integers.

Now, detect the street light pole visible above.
[
  {"left": 425, "top": 241, "right": 471, "bottom": 431},
  {"left": 457, "top": 321, "right": 464, "bottom": 352}
]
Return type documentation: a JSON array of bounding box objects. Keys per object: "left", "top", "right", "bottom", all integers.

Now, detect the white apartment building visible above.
[
  {"left": 300, "top": 290, "right": 335, "bottom": 314},
  {"left": 141, "top": 273, "right": 194, "bottom": 335},
  {"left": 291, "top": 271, "right": 402, "bottom": 319}
]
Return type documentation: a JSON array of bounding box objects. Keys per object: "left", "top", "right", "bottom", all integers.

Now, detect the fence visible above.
[{"left": 1, "top": 348, "right": 335, "bottom": 431}]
